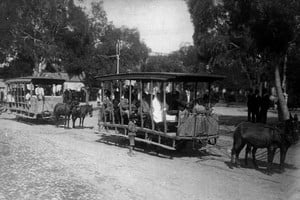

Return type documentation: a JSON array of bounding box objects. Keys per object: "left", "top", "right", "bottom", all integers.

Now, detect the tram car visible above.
[
  {"left": 96, "top": 72, "right": 225, "bottom": 150},
  {"left": 5, "top": 76, "right": 65, "bottom": 119}
]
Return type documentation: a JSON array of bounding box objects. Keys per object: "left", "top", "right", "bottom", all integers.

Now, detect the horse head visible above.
[{"left": 285, "top": 114, "right": 299, "bottom": 144}]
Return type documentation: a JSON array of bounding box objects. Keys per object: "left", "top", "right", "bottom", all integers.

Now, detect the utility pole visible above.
[
  {"left": 116, "top": 40, "right": 121, "bottom": 74},
  {"left": 98, "top": 40, "right": 121, "bottom": 74}
]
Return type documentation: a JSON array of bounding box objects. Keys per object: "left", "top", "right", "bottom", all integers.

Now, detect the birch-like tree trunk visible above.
[{"left": 274, "top": 63, "right": 289, "bottom": 121}]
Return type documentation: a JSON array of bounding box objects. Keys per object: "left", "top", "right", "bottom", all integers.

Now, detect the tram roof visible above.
[
  {"left": 96, "top": 72, "right": 225, "bottom": 82},
  {"left": 5, "top": 76, "right": 65, "bottom": 84}
]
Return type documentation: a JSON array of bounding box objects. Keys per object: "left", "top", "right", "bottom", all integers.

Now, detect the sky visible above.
[{"left": 77, "top": 0, "right": 194, "bottom": 54}]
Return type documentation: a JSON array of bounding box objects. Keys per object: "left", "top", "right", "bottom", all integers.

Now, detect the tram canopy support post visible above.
[
  {"left": 194, "top": 82, "right": 198, "bottom": 107},
  {"left": 163, "top": 82, "right": 167, "bottom": 134},
  {"left": 129, "top": 80, "right": 132, "bottom": 115},
  {"left": 140, "top": 81, "right": 144, "bottom": 128},
  {"left": 119, "top": 81, "right": 124, "bottom": 125},
  {"left": 208, "top": 82, "right": 211, "bottom": 108},
  {"left": 150, "top": 81, "right": 154, "bottom": 130}
]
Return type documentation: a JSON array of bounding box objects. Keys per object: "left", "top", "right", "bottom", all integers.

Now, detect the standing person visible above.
[
  {"left": 252, "top": 89, "right": 261, "bottom": 123},
  {"left": 247, "top": 89, "right": 254, "bottom": 122},
  {"left": 260, "top": 89, "right": 270, "bottom": 124}
]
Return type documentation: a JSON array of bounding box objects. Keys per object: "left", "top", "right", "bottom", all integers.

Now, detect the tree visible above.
[
  {"left": 225, "top": 0, "right": 300, "bottom": 120},
  {"left": 187, "top": 0, "right": 300, "bottom": 120},
  {"left": 142, "top": 54, "right": 187, "bottom": 72},
  {"left": 0, "top": 0, "right": 92, "bottom": 77}
]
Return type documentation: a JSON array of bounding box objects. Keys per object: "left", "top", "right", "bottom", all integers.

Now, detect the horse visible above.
[
  {"left": 53, "top": 102, "right": 77, "bottom": 128},
  {"left": 71, "top": 104, "right": 93, "bottom": 128},
  {"left": 231, "top": 114, "right": 298, "bottom": 173}
]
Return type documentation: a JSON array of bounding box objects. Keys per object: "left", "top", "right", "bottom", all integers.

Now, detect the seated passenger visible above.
[
  {"left": 137, "top": 95, "right": 151, "bottom": 128},
  {"left": 25, "top": 90, "right": 31, "bottom": 108},
  {"left": 151, "top": 88, "right": 176, "bottom": 124},
  {"left": 103, "top": 91, "right": 113, "bottom": 122},
  {"left": 193, "top": 98, "right": 211, "bottom": 115}
]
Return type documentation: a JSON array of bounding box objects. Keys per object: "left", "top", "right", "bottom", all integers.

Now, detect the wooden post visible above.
[
  {"left": 129, "top": 80, "right": 132, "bottom": 116},
  {"left": 119, "top": 81, "right": 124, "bottom": 125},
  {"left": 208, "top": 82, "right": 211, "bottom": 108},
  {"left": 140, "top": 81, "right": 144, "bottom": 128},
  {"left": 194, "top": 82, "right": 198, "bottom": 106},
  {"left": 163, "top": 82, "right": 167, "bottom": 134},
  {"left": 150, "top": 81, "right": 154, "bottom": 130}
]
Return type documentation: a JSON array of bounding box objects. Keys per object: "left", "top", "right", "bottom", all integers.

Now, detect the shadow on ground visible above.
[
  {"left": 224, "top": 158, "right": 298, "bottom": 175},
  {"left": 95, "top": 133, "right": 226, "bottom": 160}
]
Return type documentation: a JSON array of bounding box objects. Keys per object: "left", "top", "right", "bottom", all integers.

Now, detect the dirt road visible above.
[{"left": 0, "top": 111, "right": 299, "bottom": 200}]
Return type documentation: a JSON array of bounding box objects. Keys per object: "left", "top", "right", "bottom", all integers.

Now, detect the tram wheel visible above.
[
  {"left": 208, "top": 138, "right": 217, "bottom": 145},
  {"left": 175, "top": 141, "right": 187, "bottom": 152}
]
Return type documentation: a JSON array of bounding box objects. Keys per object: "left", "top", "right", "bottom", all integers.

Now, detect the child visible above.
[{"left": 128, "top": 115, "right": 137, "bottom": 156}]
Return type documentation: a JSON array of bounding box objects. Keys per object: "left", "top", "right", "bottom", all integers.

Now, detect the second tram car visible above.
[{"left": 5, "top": 76, "right": 65, "bottom": 119}]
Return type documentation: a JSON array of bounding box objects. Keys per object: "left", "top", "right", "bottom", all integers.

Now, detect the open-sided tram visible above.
[
  {"left": 96, "top": 72, "right": 225, "bottom": 151},
  {"left": 5, "top": 76, "right": 65, "bottom": 119}
]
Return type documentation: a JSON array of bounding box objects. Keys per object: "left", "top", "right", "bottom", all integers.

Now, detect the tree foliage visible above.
[
  {"left": 0, "top": 0, "right": 150, "bottom": 86},
  {"left": 187, "top": 0, "right": 300, "bottom": 119}
]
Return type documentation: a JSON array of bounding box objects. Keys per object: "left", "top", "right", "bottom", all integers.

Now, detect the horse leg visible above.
[
  {"left": 252, "top": 147, "right": 258, "bottom": 168},
  {"left": 235, "top": 141, "right": 246, "bottom": 167},
  {"left": 63, "top": 114, "right": 66, "bottom": 128},
  {"left": 279, "top": 147, "right": 287, "bottom": 171},
  {"left": 67, "top": 114, "right": 70, "bottom": 128},
  {"left": 72, "top": 116, "right": 76, "bottom": 128},
  {"left": 245, "top": 144, "right": 251, "bottom": 166},
  {"left": 231, "top": 129, "right": 245, "bottom": 167},
  {"left": 55, "top": 115, "right": 59, "bottom": 127},
  {"left": 267, "top": 146, "right": 276, "bottom": 173},
  {"left": 81, "top": 117, "right": 85, "bottom": 127}
]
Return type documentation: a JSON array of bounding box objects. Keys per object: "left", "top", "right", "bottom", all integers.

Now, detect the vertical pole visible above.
[
  {"left": 116, "top": 40, "right": 120, "bottom": 74},
  {"left": 103, "top": 82, "right": 107, "bottom": 125},
  {"left": 119, "top": 81, "right": 124, "bottom": 125},
  {"left": 100, "top": 82, "right": 104, "bottom": 129},
  {"left": 194, "top": 82, "right": 198, "bottom": 107},
  {"left": 208, "top": 82, "right": 211, "bottom": 109},
  {"left": 129, "top": 80, "right": 132, "bottom": 115},
  {"left": 150, "top": 81, "right": 154, "bottom": 130},
  {"left": 111, "top": 83, "right": 116, "bottom": 130},
  {"left": 140, "top": 81, "right": 144, "bottom": 128},
  {"left": 163, "top": 82, "right": 167, "bottom": 134}
]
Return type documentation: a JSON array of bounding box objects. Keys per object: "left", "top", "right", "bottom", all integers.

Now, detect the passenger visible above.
[
  {"left": 25, "top": 90, "right": 31, "bottom": 108},
  {"left": 176, "top": 84, "right": 188, "bottom": 107},
  {"left": 35, "top": 85, "right": 44, "bottom": 101},
  {"left": 119, "top": 94, "right": 130, "bottom": 122},
  {"left": 151, "top": 87, "right": 176, "bottom": 124},
  {"left": 178, "top": 103, "right": 189, "bottom": 127},
  {"left": 103, "top": 90, "right": 113, "bottom": 122},
  {"left": 192, "top": 98, "right": 206, "bottom": 114},
  {"left": 152, "top": 87, "right": 164, "bottom": 123},
  {"left": 137, "top": 94, "right": 151, "bottom": 128}
]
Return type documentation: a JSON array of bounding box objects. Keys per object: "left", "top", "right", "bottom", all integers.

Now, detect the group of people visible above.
[
  {"left": 247, "top": 88, "right": 271, "bottom": 124},
  {"left": 100, "top": 83, "right": 211, "bottom": 131}
]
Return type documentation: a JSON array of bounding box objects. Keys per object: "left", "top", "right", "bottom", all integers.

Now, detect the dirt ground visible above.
[{"left": 0, "top": 106, "right": 299, "bottom": 200}]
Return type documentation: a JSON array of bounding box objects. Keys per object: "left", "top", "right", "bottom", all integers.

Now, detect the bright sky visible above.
[{"left": 77, "top": 0, "right": 194, "bottom": 53}]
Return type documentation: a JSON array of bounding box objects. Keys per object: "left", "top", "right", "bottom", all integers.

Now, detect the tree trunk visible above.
[
  {"left": 282, "top": 53, "right": 288, "bottom": 92},
  {"left": 32, "top": 51, "right": 40, "bottom": 77},
  {"left": 274, "top": 63, "right": 289, "bottom": 121}
]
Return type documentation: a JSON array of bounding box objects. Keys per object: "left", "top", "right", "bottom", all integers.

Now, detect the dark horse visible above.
[
  {"left": 71, "top": 104, "right": 93, "bottom": 128},
  {"left": 231, "top": 114, "right": 298, "bottom": 172},
  {"left": 53, "top": 102, "right": 77, "bottom": 128}
]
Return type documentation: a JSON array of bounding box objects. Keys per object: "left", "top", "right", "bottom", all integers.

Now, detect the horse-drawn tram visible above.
[
  {"left": 96, "top": 72, "right": 225, "bottom": 151},
  {"left": 5, "top": 76, "right": 65, "bottom": 119}
]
